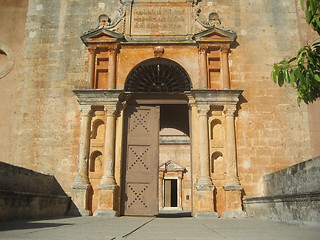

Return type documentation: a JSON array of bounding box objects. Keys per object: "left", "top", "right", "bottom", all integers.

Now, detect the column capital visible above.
[
  {"left": 108, "top": 45, "right": 120, "bottom": 53},
  {"left": 197, "top": 104, "right": 211, "bottom": 116},
  {"left": 80, "top": 105, "right": 92, "bottom": 116},
  {"left": 223, "top": 105, "right": 237, "bottom": 117},
  {"left": 199, "top": 44, "right": 209, "bottom": 53},
  {"left": 220, "top": 46, "right": 230, "bottom": 54},
  {"left": 104, "top": 105, "right": 118, "bottom": 117},
  {"left": 88, "top": 47, "right": 96, "bottom": 54}
]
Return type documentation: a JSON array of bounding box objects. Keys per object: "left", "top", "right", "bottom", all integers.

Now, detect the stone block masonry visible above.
[
  {"left": 0, "top": 161, "right": 71, "bottom": 221},
  {"left": 243, "top": 157, "right": 320, "bottom": 229}
]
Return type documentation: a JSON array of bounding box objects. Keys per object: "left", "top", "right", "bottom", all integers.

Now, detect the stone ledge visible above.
[
  {"left": 223, "top": 185, "right": 243, "bottom": 191},
  {"left": 0, "top": 190, "right": 71, "bottom": 221},
  {"left": 244, "top": 191, "right": 320, "bottom": 204},
  {"left": 221, "top": 210, "right": 247, "bottom": 218},
  {"left": 93, "top": 210, "right": 117, "bottom": 217},
  {"left": 243, "top": 192, "right": 320, "bottom": 228},
  {"left": 194, "top": 211, "right": 218, "bottom": 218}
]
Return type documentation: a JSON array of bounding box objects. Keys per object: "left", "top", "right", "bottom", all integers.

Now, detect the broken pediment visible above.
[
  {"left": 159, "top": 160, "right": 186, "bottom": 172},
  {"left": 193, "top": 27, "right": 237, "bottom": 44},
  {"left": 81, "top": 28, "right": 125, "bottom": 46}
]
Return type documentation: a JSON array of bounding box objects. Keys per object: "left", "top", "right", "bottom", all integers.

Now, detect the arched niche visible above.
[
  {"left": 89, "top": 151, "right": 103, "bottom": 175},
  {"left": 211, "top": 151, "right": 224, "bottom": 174},
  {"left": 91, "top": 119, "right": 105, "bottom": 141},
  {"left": 210, "top": 119, "right": 223, "bottom": 148},
  {"left": 124, "top": 58, "right": 192, "bottom": 92}
]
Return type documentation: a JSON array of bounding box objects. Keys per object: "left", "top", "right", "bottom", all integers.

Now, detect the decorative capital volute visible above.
[
  {"left": 88, "top": 47, "right": 96, "bottom": 54},
  {"left": 104, "top": 105, "right": 118, "bottom": 117},
  {"left": 199, "top": 44, "right": 209, "bottom": 54},
  {"left": 197, "top": 105, "right": 210, "bottom": 116},
  {"left": 80, "top": 105, "right": 92, "bottom": 117},
  {"left": 223, "top": 105, "right": 237, "bottom": 117},
  {"left": 220, "top": 46, "right": 230, "bottom": 54}
]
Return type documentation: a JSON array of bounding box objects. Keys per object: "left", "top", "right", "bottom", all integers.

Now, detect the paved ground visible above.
[{"left": 0, "top": 216, "right": 319, "bottom": 240}]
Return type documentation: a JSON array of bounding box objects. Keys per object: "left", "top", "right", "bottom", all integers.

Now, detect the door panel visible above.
[{"left": 123, "top": 105, "right": 160, "bottom": 216}]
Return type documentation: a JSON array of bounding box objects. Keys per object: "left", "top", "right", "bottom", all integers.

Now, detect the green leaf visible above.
[
  {"left": 289, "top": 71, "right": 296, "bottom": 86},
  {"left": 284, "top": 70, "right": 291, "bottom": 83},
  {"left": 278, "top": 71, "right": 284, "bottom": 87},
  {"left": 272, "top": 70, "right": 277, "bottom": 83},
  {"left": 315, "top": 74, "right": 320, "bottom": 82},
  {"left": 306, "top": 10, "right": 312, "bottom": 23}
]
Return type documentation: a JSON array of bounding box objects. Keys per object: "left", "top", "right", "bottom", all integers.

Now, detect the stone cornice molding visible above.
[
  {"left": 73, "top": 89, "right": 125, "bottom": 106},
  {"left": 189, "top": 89, "right": 243, "bottom": 106}
]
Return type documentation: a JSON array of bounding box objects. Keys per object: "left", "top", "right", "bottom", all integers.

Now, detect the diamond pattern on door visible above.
[
  {"left": 128, "top": 146, "right": 149, "bottom": 170},
  {"left": 123, "top": 105, "right": 159, "bottom": 216},
  {"left": 130, "top": 110, "right": 150, "bottom": 133},
  {"left": 127, "top": 184, "right": 149, "bottom": 208}
]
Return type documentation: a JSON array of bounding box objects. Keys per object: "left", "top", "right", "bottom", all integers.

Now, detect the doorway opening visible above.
[{"left": 164, "top": 179, "right": 178, "bottom": 208}]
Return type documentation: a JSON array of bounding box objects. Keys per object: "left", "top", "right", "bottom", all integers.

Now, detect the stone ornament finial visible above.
[
  {"left": 154, "top": 46, "right": 164, "bottom": 58},
  {"left": 208, "top": 12, "right": 221, "bottom": 27},
  {"left": 98, "top": 14, "right": 111, "bottom": 28}
]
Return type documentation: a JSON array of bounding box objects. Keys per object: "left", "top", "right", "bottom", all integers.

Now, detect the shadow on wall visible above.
[{"left": 0, "top": 161, "right": 78, "bottom": 221}]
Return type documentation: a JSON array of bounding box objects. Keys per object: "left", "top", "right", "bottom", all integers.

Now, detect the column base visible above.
[
  {"left": 93, "top": 210, "right": 117, "bottom": 217},
  {"left": 221, "top": 210, "right": 247, "bottom": 218},
  {"left": 96, "top": 184, "right": 119, "bottom": 216},
  {"left": 223, "top": 185, "right": 244, "bottom": 217},
  {"left": 71, "top": 183, "right": 90, "bottom": 216},
  {"left": 195, "top": 184, "right": 216, "bottom": 213},
  {"left": 196, "top": 184, "right": 215, "bottom": 191},
  {"left": 194, "top": 212, "right": 219, "bottom": 218}
]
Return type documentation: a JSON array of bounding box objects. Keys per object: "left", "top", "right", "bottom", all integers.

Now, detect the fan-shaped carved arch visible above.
[{"left": 125, "top": 58, "right": 192, "bottom": 92}]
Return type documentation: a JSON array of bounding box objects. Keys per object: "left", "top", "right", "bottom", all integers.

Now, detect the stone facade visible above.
[{"left": 0, "top": 0, "right": 318, "bottom": 218}]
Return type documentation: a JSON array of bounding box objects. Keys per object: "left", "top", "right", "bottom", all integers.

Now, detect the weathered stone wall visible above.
[
  {"left": 0, "top": 0, "right": 28, "bottom": 163},
  {"left": 8, "top": 0, "right": 122, "bottom": 196},
  {"left": 0, "top": 0, "right": 315, "bottom": 210},
  {"left": 243, "top": 157, "right": 320, "bottom": 228},
  {"left": 0, "top": 161, "right": 70, "bottom": 220}
]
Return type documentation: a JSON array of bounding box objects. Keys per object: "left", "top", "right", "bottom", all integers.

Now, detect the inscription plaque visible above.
[{"left": 131, "top": 6, "right": 188, "bottom": 36}]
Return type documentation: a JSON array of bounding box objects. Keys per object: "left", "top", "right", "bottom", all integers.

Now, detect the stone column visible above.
[
  {"left": 194, "top": 104, "right": 218, "bottom": 218},
  {"left": 94, "top": 104, "right": 119, "bottom": 216},
  {"left": 197, "top": 105, "right": 212, "bottom": 186},
  {"left": 88, "top": 48, "right": 96, "bottom": 89},
  {"left": 100, "top": 105, "right": 117, "bottom": 185},
  {"left": 220, "top": 46, "right": 230, "bottom": 89},
  {"left": 199, "top": 45, "right": 208, "bottom": 89},
  {"left": 107, "top": 47, "right": 117, "bottom": 89},
  {"left": 223, "top": 105, "right": 240, "bottom": 187},
  {"left": 222, "top": 105, "right": 245, "bottom": 218},
  {"left": 71, "top": 105, "right": 92, "bottom": 216}
]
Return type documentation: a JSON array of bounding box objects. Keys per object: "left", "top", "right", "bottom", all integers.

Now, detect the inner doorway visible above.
[{"left": 164, "top": 179, "right": 178, "bottom": 207}]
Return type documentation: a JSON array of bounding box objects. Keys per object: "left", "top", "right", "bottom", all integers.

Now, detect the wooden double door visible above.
[{"left": 122, "top": 105, "right": 160, "bottom": 216}]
